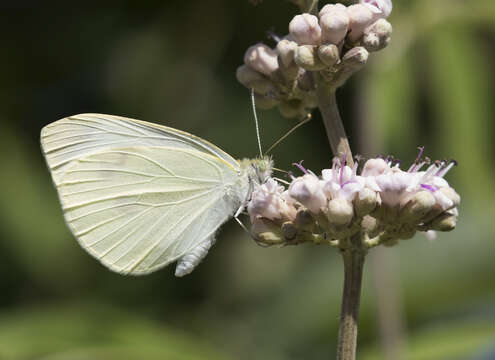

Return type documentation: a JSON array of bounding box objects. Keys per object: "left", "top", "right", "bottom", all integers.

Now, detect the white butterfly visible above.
[{"left": 40, "top": 114, "right": 272, "bottom": 276}]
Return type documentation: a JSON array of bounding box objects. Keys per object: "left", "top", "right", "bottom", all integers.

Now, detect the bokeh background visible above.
[{"left": 1, "top": 1, "right": 494, "bottom": 359}]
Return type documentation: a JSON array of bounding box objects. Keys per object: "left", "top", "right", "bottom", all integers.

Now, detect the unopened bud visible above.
[
  {"left": 289, "top": 174, "right": 327, "bottom": 213},
  {"left": 251, "top": 218, "right": 284, "bottom": 245},
  {"left": 254, "top": 94, "right": 280, "bottom": 110},
  {"left": 281, "top": 221, "right": 298, "bottom": 241},
  {"left": 346, "top": 4, "right": 374, "bottom": 42},
  {"left": 362, "top": 19, "right": 392, "bottom": 51},
  {"left": 302, "top": 91, "right": 318, "bottom": 108},
  {"left": 278, "top": 57, "right": 300, "bottom": 81},
  {"left": 354, "top": 188, "right": 378, "bottom": 217},
  {"left": 401, "top": 191, "right": 436, "bottom": 222},
  {"left": 399, "top": 228, "right": 416, "bottom": 240},
  {"left": 279, "top": 100, "right": 303, "bottom": 118},
  {"left": 236, "top": 64, "right": 264, "bottom": 86},
  {"left": 295, "top": 45, "right": 327, "bottom": 71},
  {"left": 362, "top": 158, "right": 390, "bottom": 176},
  {"left": 294, "top": 208, "right": 316, "bottom": 232},
  {"left": 317, "top": 44, "right": 340, "bottom": 67},
  {"left": 319, "top": 3, "right": 347, "bottom": 18},
  {"left": 438, "top": 187, "right": 461, "bottom": 208},
  {"left": 430, "top": 213, "right": 457, "bottom": 232},
  {"left": 327, "top": 198, "right": 354, "bottom": 226},
  {"left": 289, "top": 14, "right": 322, "bottom": 45},
  {"left": 360, "top": 0, "right": 393, "bottom": 20},
  {"left": 297, "top": 69, "right": 315, "bottom": 91},
  {"left": 276, "top": 39, "right": 298, "bottom": 67},
  {"left": 244, "top": 43, "right": 279, "bottom": 76},
  {"left": 320, "top": 8, "right": 349, "bottom": 45},
  {"left": 342, "top": 46, "right": 369, "bottom": 68},
  {"left": 362, "top": 215, "right": 379, "bottom": 238}
]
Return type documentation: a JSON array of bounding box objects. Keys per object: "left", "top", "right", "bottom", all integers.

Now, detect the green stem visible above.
[
  {"left": 315, "top": 82, "right": 354, "bottom": 166},
  {"left": 337, "top": 246, "right": 366, "bottom": 360}
]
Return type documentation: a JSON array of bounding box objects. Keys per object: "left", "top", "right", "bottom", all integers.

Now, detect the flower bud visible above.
[
  {"left": 278, "top": 57, "right": 300, "bottom": 81},
  {"left": 341, "top": 46, "right": 369, "bottom": 68},
  {"left": 317, "top": 44, "right": 340, "bottom": 67},
  {"left": 251, "top": 218, "right": 284, "bottom": 245},
  {"left": 276, "top": 39, "right": 298, "bottom": 67},
  {"left": 362, "top": 158, "right": 390, "bottom": 177},
  {"left": 244, "top": 43, "right": 279, "bottom": 76},
  {"left": 401, "top": 191, "right": 436, "bottom": 222},
  {"left": 327, "top": 198, "right": 354, "bottom": 226},
  {"left": 346, "top": 4, "right": 374, "bottom": 42},
  {"left": 424, "top": 230, "right": 437, "bottom": 241},
  {"left": 438, "top": 187, "right": 461, "bottom": 208},
  {"left": 236, "top": 64, "right": 264, "bottom": 86},
  {"left": 289, "top": 14, "right": 322, "bottom": 45},
  {"left": 360, "top": 0, "right": 393, "bottom": 20},
  {"left": 297, "top": 69, "right": 315, "bottom": 91},
  {"left": 399, "top": 228, "right": 416, "bottom": 240},
  {"left": 320, "top": 8, "right": 349, "bottom": 45},
  {"left": 354, "top": 187, "right": 378, "bottom": 217},
  {"left": 279, "top": 99, "right": 303, "bottom": 118},
  {"left": 295, "top": 45, "right": 327, "bottom": 71},
  {"left": 430, "top": 213, "right": 457, "bottom": 232},
  {"left": 362, "top": 215, "right": 380, "bottom": 238},
  {"left": 254, "top": 94, "right": 280, "bottom": 110},
  {"left": 302, "top": 91, "right": 318, "bottom": 108},
  {"left": 294, "top": 208, "right": 316, "bottom": 232},
  {"left": 362, "top": 19, "right": 392, "bottom": 51},
  {"left": 319, "top": 3, "right": 347, "bottom": 18},
  {"left": 281, "top": 221, "right": 298, "bottom": 241},
  {"left": 289, "top": 174, "right": 327, "bottom": 213}
]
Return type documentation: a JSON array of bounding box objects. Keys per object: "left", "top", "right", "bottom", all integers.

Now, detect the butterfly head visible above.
[{"left": 240, "top": 156, "right": 273, "bottom": 185}]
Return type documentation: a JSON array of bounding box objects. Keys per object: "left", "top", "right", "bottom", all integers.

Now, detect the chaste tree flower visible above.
[{"left": 247, "top": 148, "right": 460, "bottom": 248}]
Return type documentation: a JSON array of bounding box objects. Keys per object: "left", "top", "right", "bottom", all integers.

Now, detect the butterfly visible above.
[{"left": 40, "top": 113, "right": 273, "bottom": 276}]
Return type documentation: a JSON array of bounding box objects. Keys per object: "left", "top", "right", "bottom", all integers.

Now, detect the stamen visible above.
[
  {"left": 341, "top": 154, "right": 347, "bottom": 167},
  {"left": 409, "top": 146, "right": 425, "bottom": 172},
  {"left": 266, "top": 29, "right": 282, "bottom": 43},
  {"left": 421, "top": 184, "right": 439, "bottom": 192},
  {"left": 436, "top": 159, "right": 457, "bottom": 178},
  {"left": 293, "top": 161, "right": 309, "bottom": 174},
  {"left": 352, "top": 162, "right": 358, "bottom": 176},
  {"left": 340, "top": 158, "right": 345, "bottom": 186},
  {"left": 354, "top": 154, "right": 364, "bottom": 163}
]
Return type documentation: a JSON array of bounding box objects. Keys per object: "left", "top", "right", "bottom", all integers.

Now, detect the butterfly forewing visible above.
[{"left": 41, "top": 113, "right": 240, "bottom": 183}]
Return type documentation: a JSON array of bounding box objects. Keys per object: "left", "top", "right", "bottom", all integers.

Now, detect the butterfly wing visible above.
[
  {"left": 41, "top": 115, "right": 248, "bottom": 276},
  {"left": 40, "top": 113, "right": 240, "bottom": 183}
]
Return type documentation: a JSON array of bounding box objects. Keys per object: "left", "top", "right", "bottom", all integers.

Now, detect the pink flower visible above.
[
  {"left": 248, "top": 178, "right": 296, "bottom": 221},
  {"left": 288, "top": 174, "right": 327, "bottom": 213}
]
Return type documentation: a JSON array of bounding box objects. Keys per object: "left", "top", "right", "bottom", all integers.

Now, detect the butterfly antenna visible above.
[
  {"left": 272, "top": 167, "right": 289, "bottom": 174},
  {"left": 250, "top": 88, "right": 263, "bottom": 157},
  {"left": 265, "top": 113, "right": 312, "bottom": 154}
]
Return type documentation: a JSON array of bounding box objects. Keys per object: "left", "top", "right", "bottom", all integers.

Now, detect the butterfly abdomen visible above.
[{"left": 175, "top": 236, "right": 216, "bottom": 277}]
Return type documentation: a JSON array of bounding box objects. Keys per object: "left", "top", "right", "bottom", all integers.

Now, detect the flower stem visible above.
[
  {"left": 315, "top": 82, "right": 354, "bottom": 166},
  {"left": 316, "top": 78, "right": 365, "bottom": 360},
  {"left": 337, "top": 246, "right": 366, "bottom": 360}
]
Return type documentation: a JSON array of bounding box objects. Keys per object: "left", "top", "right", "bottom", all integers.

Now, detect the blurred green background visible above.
[{"left": 1, "top": 1, "right": 494, "bottom": 359}]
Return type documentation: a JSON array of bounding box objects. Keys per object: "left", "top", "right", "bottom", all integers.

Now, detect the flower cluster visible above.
[
  {"left": 237, "top": 0, "right": 393, "bottom": 118},
  {"left": 248, "top": 149, "right": 460, "bottom": 249}
]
